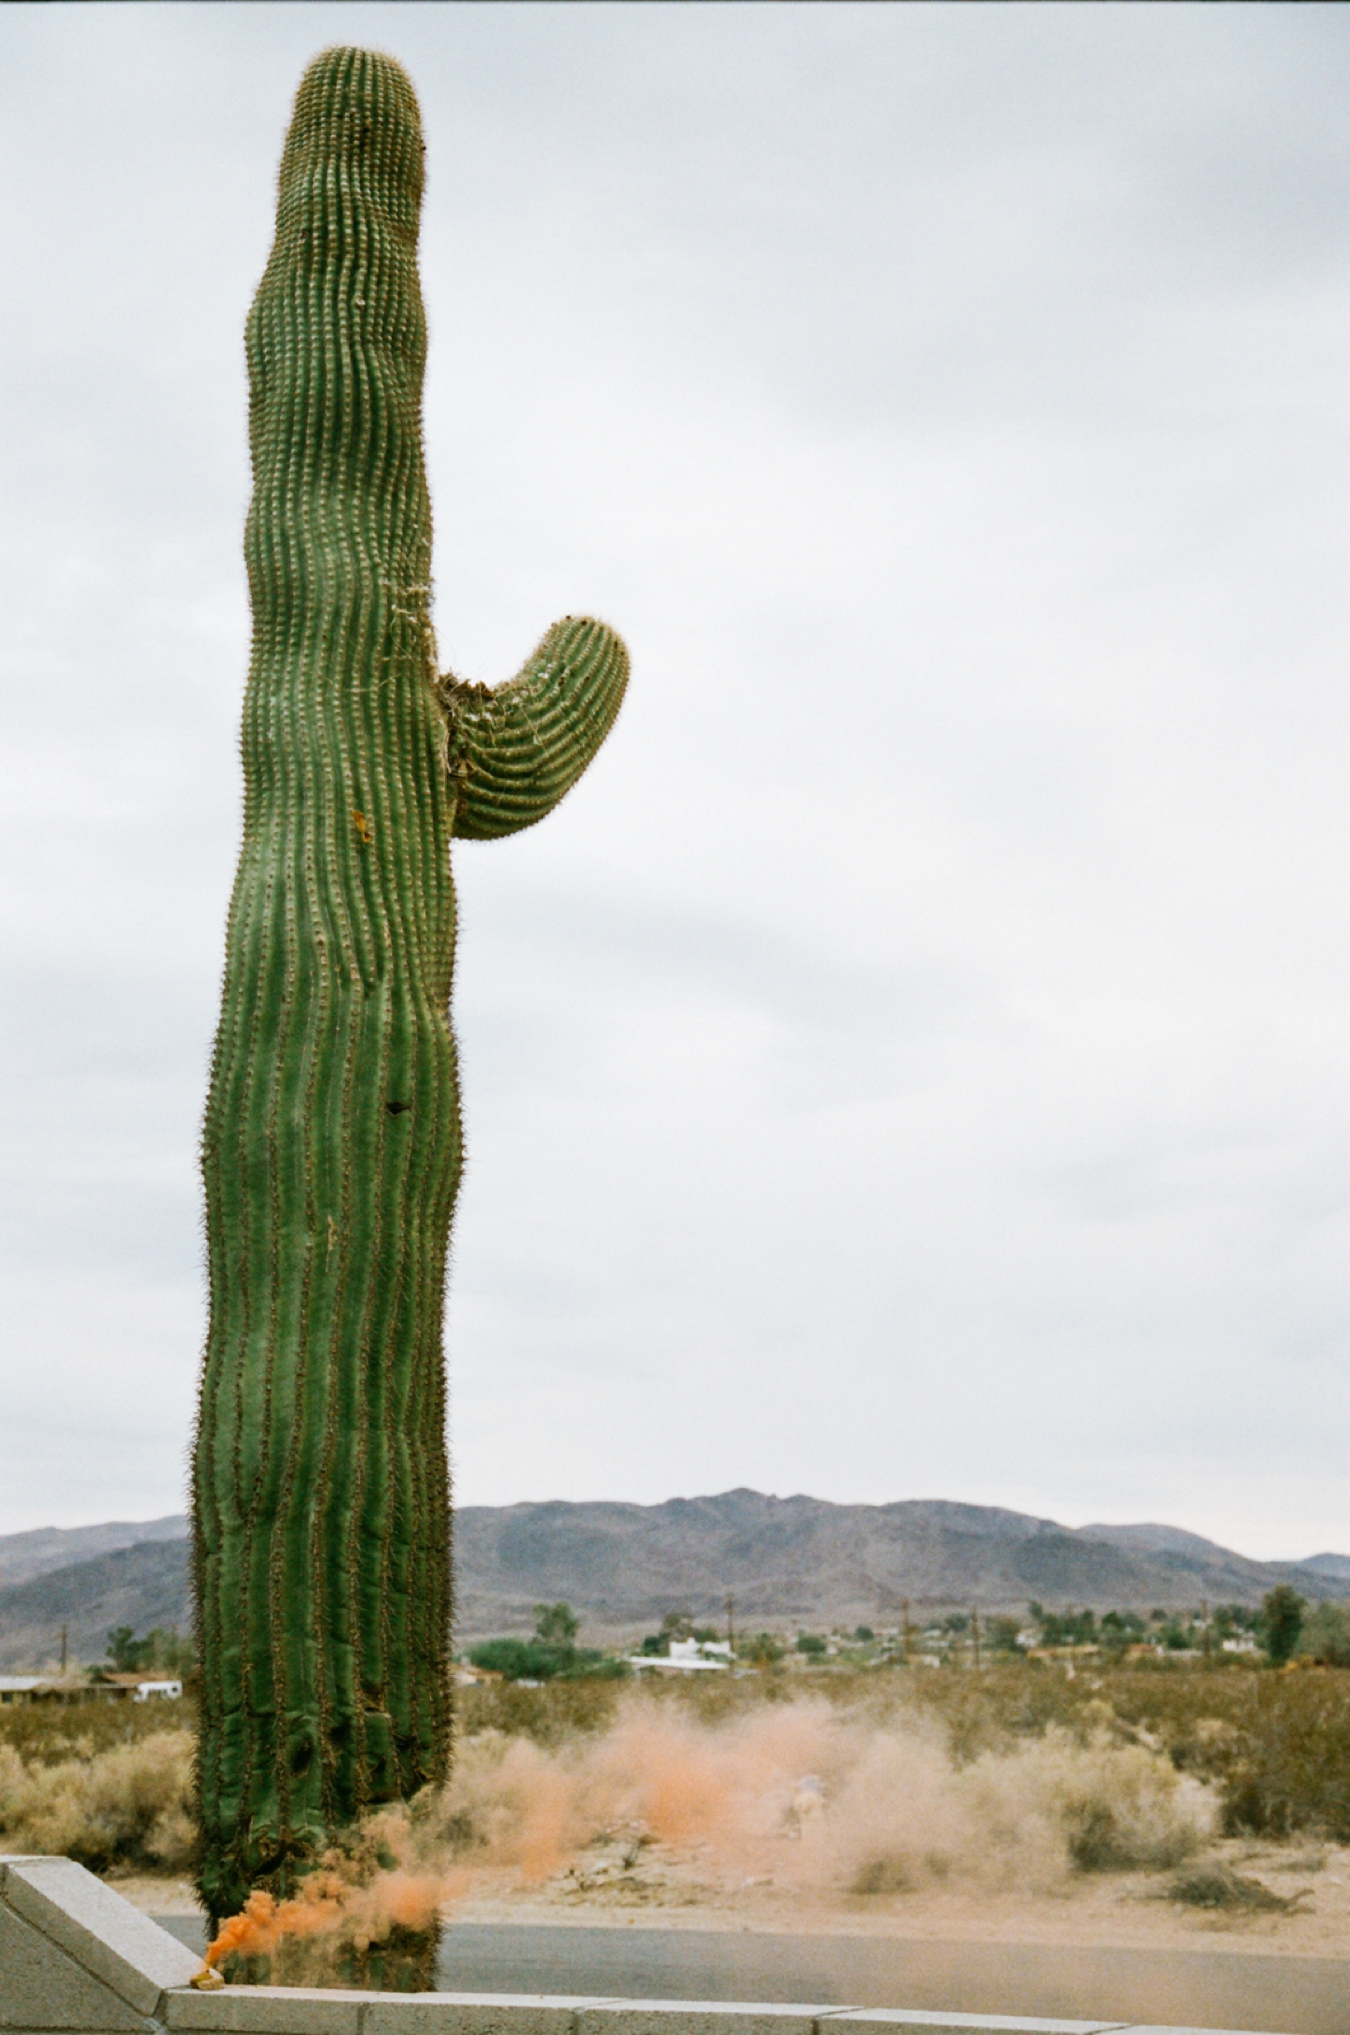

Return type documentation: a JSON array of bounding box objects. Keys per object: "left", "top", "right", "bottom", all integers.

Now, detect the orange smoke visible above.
[
  {"left": 203, "top": 1861, "right": 468, "bottom": 1971},
  {"left": 427, "top": 1690, "right": 1219, "bottom": 1901},
  {"left": 201, "top": 1688, "right": 1221, "bottom": 1972}
]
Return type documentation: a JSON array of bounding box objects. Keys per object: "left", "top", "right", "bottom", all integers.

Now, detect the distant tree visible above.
[
  {"left": 985, "top": 1616, "right": 1022, "bottom": 1655},
  {"left": 468, "top": 1635, "right": 615, "bottom": 1681},
  {"left": 105, "top": 1626, "right": 146, "bottom": 1672},
  {"left": 796, "top": 1632, "right": 827, "bottom": 1656},
  {"left": 534, "top": 1602, "right": 579, "bottom": 1645},
  {"left": 854, "top": 1626, "right": 875, "bottom": 1643},
  {"left": 468, "top": 1638, "right": 560, "bottom": 1680},
  {"left": 1260, "top": 1585, "right": 1307, "bottom": 1666},
  {"left": 136, "top": 1627, "right": 194, "bottom": 1675},
  {"left": 690, "top": 1626, "right": 720, "bottom": 1645},
  {"left": 740, "top": 1631, "right": 785, "bottom": 1667},
  {"left": 1029, "top": 1605, "right": 1097, "bottom": 1648},
  {"left": 636, "top": 1613, "right": 693, "bottom": 1657},
  {"left": 1100, "top": 1610, "right": 1144, "bottom": 1653},
  {"left": 1300, "top": 1602, "right": 1350, "bottom": 1668}
]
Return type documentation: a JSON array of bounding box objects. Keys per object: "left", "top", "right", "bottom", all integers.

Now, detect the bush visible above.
[
  {"left": 0, "top": 1729, "right": 195, "bottom": 1874},
  {"left": 985, "top": 1617, "right": 1023, "bottom": 1655},
  {"left": 467, "top": 1638, "right": 622, "bottom": 1682},
  {"left": 739, "top": 1632, "right": 785, "bottom": 1667}
]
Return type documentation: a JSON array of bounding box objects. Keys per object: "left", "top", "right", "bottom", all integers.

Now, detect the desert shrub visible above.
[
  {"left": 456, "top": 1674, "right": 626, "bottom": 1746},
  {"left": 735, "top": 1633, "right": 785, "bottom": 1667},
  {"left": 0, "top": 1728, "right": 195, "bottom": 1873},
  {"left": 782, "top": 1659, "right": 1350, "bottom": 1842},
  {"left": 1165, "top": 1860, "right": 1299, "bottom": 1912},
  {"left": 1000, "top": 1731, "right": 1213, "bottom": 1870},
  {"left": 1102, "top": 1667, "right": 1350, "bottom": 1838},
  {"left": 0, "top": 1694, "right": 198, "bottom": 1765},
  {"left": 468, "top": 1639, "right": 573, "bottom": 1681}
]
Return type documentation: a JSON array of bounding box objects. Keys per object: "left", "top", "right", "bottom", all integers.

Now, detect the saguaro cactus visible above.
[{"left": 192, "top": 46, "right": 627, "bottom": 1943}]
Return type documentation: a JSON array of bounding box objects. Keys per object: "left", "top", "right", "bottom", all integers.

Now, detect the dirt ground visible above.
[{"left": 113, "top": 1832, "right": 1350, "bottom": 1959}]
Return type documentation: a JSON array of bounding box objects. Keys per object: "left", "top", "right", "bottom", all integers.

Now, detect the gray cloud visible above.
[{"left": 1, "top": 4, "right": 1347, "bottom": 1558}]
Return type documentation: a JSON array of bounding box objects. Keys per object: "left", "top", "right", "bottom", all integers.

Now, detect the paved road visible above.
[{"left": 154, "top": 1918, "right": 1350, "bottom": 2034}]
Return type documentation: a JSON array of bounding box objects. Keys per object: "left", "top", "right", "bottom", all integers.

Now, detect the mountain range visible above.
[{"left": 1, "top": 1491, "right": 1346, "bottom": 1672}]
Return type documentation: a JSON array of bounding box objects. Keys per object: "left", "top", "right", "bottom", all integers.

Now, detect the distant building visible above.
[
  {"left": 629, "top": 1638, "right": 730, "bottom": 1673},
  {"left": 0, "top": 1677, "right": 43, "bottom": 1706},
  {"left": 91, "top": 1671, "right": 183, "bottom": 1701},
  {"left": 0, "top": 1677, "right": 113, "bottom": 1706}
]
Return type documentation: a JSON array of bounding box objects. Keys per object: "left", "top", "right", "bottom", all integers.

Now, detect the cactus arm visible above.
[{"left": 445, "top": 614, "right": 628, "bottom": 840}]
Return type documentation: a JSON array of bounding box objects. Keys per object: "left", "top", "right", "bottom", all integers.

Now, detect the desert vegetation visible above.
[
  {"left": 5, "top": 1659, "right": 1350, "bottom": 1896},
  {"left": 456, "top": 1660, "right": 1350, "bottom": 1844},
  {"left": 0, "top": 1699, "right": 194, "bottom": 1874}
]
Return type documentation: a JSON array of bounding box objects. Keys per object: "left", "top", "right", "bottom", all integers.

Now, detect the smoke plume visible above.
[{"left": 200, "top": 1692, "right": 1215, "bottom": 1979}]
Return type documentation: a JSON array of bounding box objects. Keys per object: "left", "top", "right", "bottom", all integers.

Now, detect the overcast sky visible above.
[{"left": 1, "top": 4, "right": 1347, "bottom": 1558}]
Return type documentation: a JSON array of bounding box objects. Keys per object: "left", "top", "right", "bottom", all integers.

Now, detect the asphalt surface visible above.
[{"left": 154, "top": 1917, "right": 1350, "bottom": 2034}]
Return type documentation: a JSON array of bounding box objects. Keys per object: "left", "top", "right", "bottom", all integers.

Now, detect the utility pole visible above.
[
  {"left": 1201, "top": 1598, "right": 1210, "bottom": 1662},
  {"left": 726, "top": 1595, "right": 735, "bottom": 1655},
  {"left": 901, "top": 1598, "right": 911, "bottom": 1663},
  {"left": 971, "top": 1606, "right": 981, "bottom": 1671},
  {"left": 59, "top": 1624, "right": 67, "bottom": 1675}
]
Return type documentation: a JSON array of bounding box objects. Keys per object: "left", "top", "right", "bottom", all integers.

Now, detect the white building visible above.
[{"left": 629, "top": 1638, "right": 730, "bottom": 1673}]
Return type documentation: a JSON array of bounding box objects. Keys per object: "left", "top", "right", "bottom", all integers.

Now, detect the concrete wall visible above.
[{"left": 0, "top": 1857, "right": 1261, "bottom": 2035}]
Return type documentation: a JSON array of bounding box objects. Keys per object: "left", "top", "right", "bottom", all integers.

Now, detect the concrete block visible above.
[
  {"left": 578, "top": 2003, "right": 833, "bottom": 2035},
  {"left": 0, "top": 1858, "right": 200, "bottom": 2017},
  {"left": 820, "top": 2019, "right": 1127, "bottom": 2035},
  {"left": 0, "top": 1903, "right": 153, "bottom": 2032},
  {"left": 161, "top": 1986, "right": 369, "bottom": 2034},
  {"left": 365, "top": 1996, "right": 627, "bottom": 2035}
]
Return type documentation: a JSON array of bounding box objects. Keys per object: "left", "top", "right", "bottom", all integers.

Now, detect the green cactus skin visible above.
[{"left": 192, "top": 45, "right": 627, "bottom": 1951}]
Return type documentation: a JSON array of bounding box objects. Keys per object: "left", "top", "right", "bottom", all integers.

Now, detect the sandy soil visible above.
[{"left": 112, "top": 1835, "right": 1350, "bottom": 1960}]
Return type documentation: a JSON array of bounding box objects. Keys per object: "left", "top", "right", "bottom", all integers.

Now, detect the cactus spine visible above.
[{"left": 192, "top": 46, "right": 627, "bottom": 1946}]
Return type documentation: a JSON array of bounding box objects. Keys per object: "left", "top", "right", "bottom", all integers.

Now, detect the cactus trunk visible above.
[{"left": 192, "top": 46, "right": 627, "bottom": 1966}]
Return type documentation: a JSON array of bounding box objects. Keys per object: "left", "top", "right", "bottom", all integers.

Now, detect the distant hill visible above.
[
  {"left": 1298, "top": 1552, "right": 1350, "bottom": 1583},
  {"left": 0, "top": 1539, "right": 191, "bottom": 1672},
  {"left": 2, "top": 1492, "right": 1346, "bottom": 1669},
  {"left": 0, "top": 1515, "right": 186, "bottom": 1590},
  {"left": 453, "top": 1491, "right": 1350, "bottom": 1638}
]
